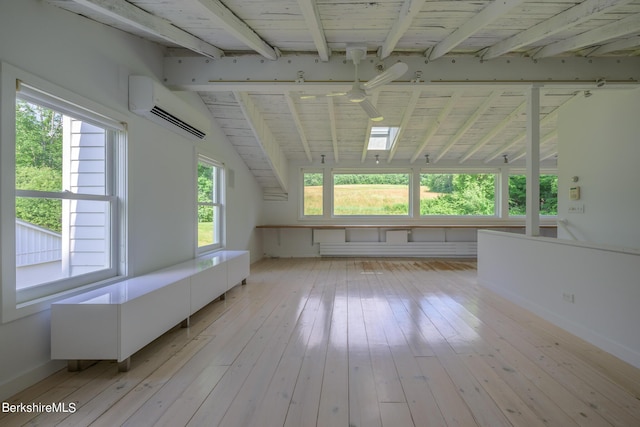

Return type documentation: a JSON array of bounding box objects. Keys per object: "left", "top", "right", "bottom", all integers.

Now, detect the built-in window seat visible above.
[{"left": 50, "top": 250, "right": 250, "bottom": 372}]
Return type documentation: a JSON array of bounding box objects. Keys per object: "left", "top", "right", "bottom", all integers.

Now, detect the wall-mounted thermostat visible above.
[{"left": 570, "top": 186, "right": 581, "bottom": 201}]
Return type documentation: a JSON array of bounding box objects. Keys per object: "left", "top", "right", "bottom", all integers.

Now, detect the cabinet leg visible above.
[
  {"left": 220, "top": 292, "right": 226, "bottom": 301},
  {"left": 242, "top": 278, "right": 247, "bottom": 285},
  {"left": 67, "top": 360, "right": 80, "bottom": 372},
  {"left": 181, "top": 317, "right": 190, "bottom": 328},
  {"left": 118, "top": 357, "right": 131, "bottom": 372}
]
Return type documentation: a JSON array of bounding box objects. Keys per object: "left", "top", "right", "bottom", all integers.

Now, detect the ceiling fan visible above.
[{"left": 299, "top": 46, "right": 408, "bottom": 121}]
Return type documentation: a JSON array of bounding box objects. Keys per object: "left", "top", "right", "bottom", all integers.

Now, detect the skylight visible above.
[{"left": 367, "top": 126, "right": 399, "bottom": 151}]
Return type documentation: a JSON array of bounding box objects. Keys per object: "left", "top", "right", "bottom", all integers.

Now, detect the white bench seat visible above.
[{"left": 51, "top": 250, "right": 249, "bottom": 371}]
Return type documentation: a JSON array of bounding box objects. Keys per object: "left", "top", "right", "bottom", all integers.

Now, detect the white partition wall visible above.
[{"left": 478, "top": 230, "right": 640, "bottom": 369}]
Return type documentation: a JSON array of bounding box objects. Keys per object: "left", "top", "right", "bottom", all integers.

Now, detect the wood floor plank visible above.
[{"left": 3, "top": 257, "right": 639, "bottom": 427}]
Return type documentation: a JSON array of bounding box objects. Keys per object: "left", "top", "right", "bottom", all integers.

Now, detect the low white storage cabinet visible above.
[{"left": 51, "top": 250, "right": 249, "bottom": 371}]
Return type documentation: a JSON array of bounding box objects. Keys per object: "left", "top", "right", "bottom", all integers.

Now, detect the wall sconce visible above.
[
  {"left": 425, "top": 154, "right": 430, "bottom": 164},
  {"left": 321, "top": 154, "right": 325, "bottom": 164},
  {"left": 503, "top": 154, "right": 508, "bottom": 164},
  {"left": 375, "top": 154, "right": 380, "bottom": 165}
]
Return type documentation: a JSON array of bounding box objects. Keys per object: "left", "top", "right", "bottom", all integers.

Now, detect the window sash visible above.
[{"left": 197, "top": 156, "right": 224, "bottom": 252}]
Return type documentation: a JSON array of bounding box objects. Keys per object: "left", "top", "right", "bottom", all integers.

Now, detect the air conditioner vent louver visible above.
[
  {"left": 129, "top": 75, "right": 208, "bottom": 141},
  {"left": 150, "top": 106, "right": 206, "bottom": 139}
]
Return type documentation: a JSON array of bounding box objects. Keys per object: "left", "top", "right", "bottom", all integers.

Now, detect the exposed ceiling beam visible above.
[
  {"left": 459, "top": 100, "right": 526, "bottom": 164},
  {"left": 195, "top": 0, "right": 279, "bottom": 60},
  {"left": 70, "top": 0, "right": 223, "bottom": 59},
  {"left": 234, "top": 92, "right": 289, "bottom": 192},
  {"left": 379, "top": 0, "right": 427, "bottom": 59},
  {"left": 433, "top": 91, "right": 502, "bottom": 163},
  {"left": 387, "top": 90, "right": 422, "bottom": 162},
  {"left": 295, "top": 0, "right": 331, "bottom": 61},
  {"left": 285, "top": 95, "right": 313, "bottom": 162},
  {"left": 410, "top": 91, "right": 462, "bottom": 163},
  {"left": 481, "top": 0, "right": 634, "bottom": 60},
  {"left": 533, "top": 13, "right": 640, "bottom": 59},
  {"left": 361, "top": 93, "right": 380, "bottom": 163},
  {"left": 540, "top": 149, "right": 558, "bottom": 161},
  {"left": 426, "top": 0, "right": 526, "bottom": 61},
  {"left": 327, "top": 97, "right": 339, "bottom": 162},
  {"left": 164, "top": 56, "right": 640, "bottom": 92},
  {"left": 587, "top": 35, "right": 640, "bottom": 56}
]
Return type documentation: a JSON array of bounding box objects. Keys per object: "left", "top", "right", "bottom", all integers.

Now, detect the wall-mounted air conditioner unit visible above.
[{"left": 128, "top": 75, "right": 208, "bottom": 141}]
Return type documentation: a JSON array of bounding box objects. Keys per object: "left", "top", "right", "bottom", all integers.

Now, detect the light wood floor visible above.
[{"left": 3, "top": 258, "right": 640, "bottom": 427}]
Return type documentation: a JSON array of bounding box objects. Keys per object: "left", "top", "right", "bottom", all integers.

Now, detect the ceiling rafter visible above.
[
  {"left": 484, "top": 97, "right": 570, "bottom": 163},
  {"left": 410, "top": 91, "right": 462, "bottom": 163},
  {"left": 510, "top": 130, "right": 558, "bottom": 162},
  {"left": 587, "top": 35, "right": 640, "bottom": 56},
  {"left": 481, "top": 0, "right": 634, "bottom": 60},
  {"left": 69, "top": 0, "right": 224, "bottom": 58},
  {"left": 361, "top": 93, "right": 380, "bottom": 163},
  {"left": 285, "top": 94, "right": 313, "bottom": 162},
  {"left": 234, "top": 92, "right": 289, "bottom": 192},
  {"left": 379, "top": 0, "right": 427, "bottom": 59},
  {"left": 327, "top": 97, "right": 339, "bottom": 162},
  {"left": 533, "top": 13, "right": 640, "bottom": 59},
  {"left": 426, "top": 0, "right": 527, "bottom": 61},
  {"left": 295, "top": 0, "right": 331, "bottom": 61},
  {"left": 459, "top": 100, "right": 527, "bottom": 164},
  {"left": 387, "top": 90, "right": 422, "bottom": 162},
  {"left": 195, "top": 0, "right": 279, "bottom": 60},
  {"left": 433, "top": 91, "right": 502, "bottom": 163}
]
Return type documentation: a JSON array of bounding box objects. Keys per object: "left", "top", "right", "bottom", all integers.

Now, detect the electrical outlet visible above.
[{"left": 562, "top": 292, "right": 575, "bottom": 303}]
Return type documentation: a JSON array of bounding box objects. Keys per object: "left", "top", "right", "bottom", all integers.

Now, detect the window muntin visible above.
[
  {"left": 333, "top": 173, "right": 410, "bottom": 216},
  {"left": 12, "top": 84, "right": 122, "bottom": 303},
  {"left": 197, "top": 157, "right": 224, "bottom": 252},
  {"left": 303, "top": 171, "right": 323, "bottom": 216},
  {"left": 419, "top": 173, "right": 496, "bottom": 216},
  {"left": 509, "top": 174, "right": 558, "bottom": 216}
]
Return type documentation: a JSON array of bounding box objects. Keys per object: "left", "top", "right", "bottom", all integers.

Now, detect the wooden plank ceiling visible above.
[{"left": 49, "top": 0, "right": 640, "bottom": 194}]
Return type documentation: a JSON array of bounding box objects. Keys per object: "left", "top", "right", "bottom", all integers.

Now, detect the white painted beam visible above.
[
  {"left": 526, "top": 86, "right": 540, "bottom": 236},
  {"left": 234, "top": 92, "right": 288, "bottom": 192},
  {"left": 533, "top": 13, "right": 640, "bottom": 59},
  {"left": 195, "top": 0, "right": 279, "bottom": 60},
  {"left": 587, "top": 35, "right": 640, "bottom": 56},
  {"left": 433, "top": 91, "right": 502, "bottom": 163},
  {"left": 295, "top": 0, "right": 331, "bottom": 61},
  {"left": 164, "top": 56, "right": 640, "bottom": 92},
  {"left": 481, "top": 0, "right": 634, "bottom": 60},
  {"left": 410, "top": 91, "right": 462, "bottom": 163},
  {"left": 510, "top": 130, "right": 557, "bottom": 162},
  {"left": 285, "top": 94, "right": 313, "bottom": 163},
  {"left": 426, "top": 0, "right": 526, "bottom": 61},
  {"left": 70, "top": 0, "right": 223, "bottom": 58},
  {"left": 387, "top": 90, "right": 422, "bottom": 162},
  {"left": 379, "top": 0, "right": 427, "bottom": 59},
  {"left": 327, "top": 97, "right": 339, "bottom": 162},
  {"left": 459, "top": 100, "right": 526, "bottom": 164}
]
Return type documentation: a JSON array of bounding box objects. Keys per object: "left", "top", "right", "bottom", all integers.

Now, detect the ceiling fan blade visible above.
[
  {"left": 363, "top": 62, "right": 409, "bottom": 92},
  {"left": 359, "top": 99, "right": 384, "bottom": 122}
]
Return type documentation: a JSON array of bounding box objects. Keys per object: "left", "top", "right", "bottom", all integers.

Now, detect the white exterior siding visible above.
[
  {"left": 15, "top": 220, "right": 61, "bottom": 267},
  {"left": 62, "top": 118, "right": 108, "bottom": 277}
]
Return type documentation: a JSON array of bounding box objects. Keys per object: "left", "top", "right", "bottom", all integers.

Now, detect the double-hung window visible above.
[
  {"left": 197, "top": 156, "right": 224, "bottom": 253},
  {"left": 1, "top": 64, "right": 126, "bottom": 321}
]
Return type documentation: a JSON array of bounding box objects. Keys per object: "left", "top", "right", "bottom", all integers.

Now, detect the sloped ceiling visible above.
[{"left": 49, "top": 0, "right": 640, "bottom": 194}]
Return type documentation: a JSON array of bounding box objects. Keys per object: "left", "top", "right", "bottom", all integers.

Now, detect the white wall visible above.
[
  {"left": 478, "top": 231, "right": 640, "bottom": 369},
  {"left": 557, "top": 88, "right": 640, "bottom": 249},
  {"left": 0, "top": 0, "right": 263, "bottom": 399}
]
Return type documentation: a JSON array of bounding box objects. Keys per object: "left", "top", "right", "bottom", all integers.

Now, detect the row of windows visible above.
[
  {"left": 2, "top": 64, "right": 224, "bottom": 319},
  {"left": 302, "top": 171, "right": 557, "bottom": 217}
]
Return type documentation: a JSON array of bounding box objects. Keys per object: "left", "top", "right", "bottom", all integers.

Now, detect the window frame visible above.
[
  {"left": 507, "top": 170, "right": 559, "bottom": 217},
  {"left": 1, "top": 62, "right": 127, "bottom": 322},
  {"left": 196, "top": 155, "right": 225, "bottom": 254}
]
